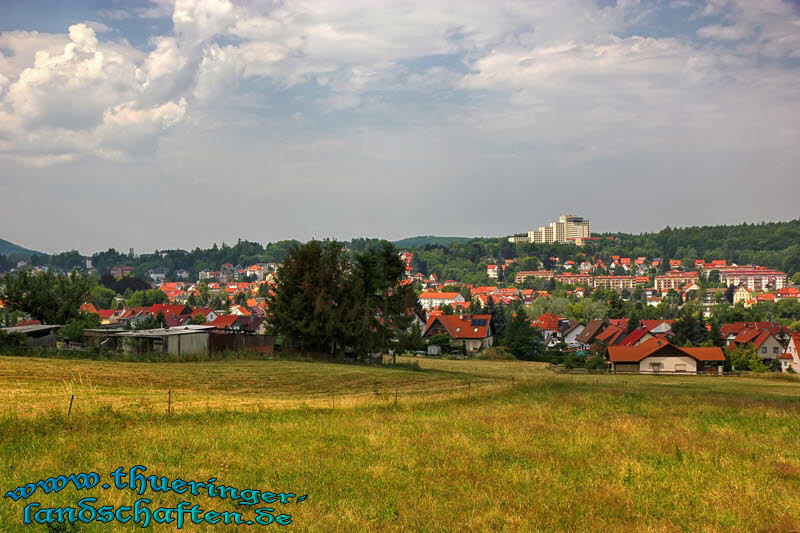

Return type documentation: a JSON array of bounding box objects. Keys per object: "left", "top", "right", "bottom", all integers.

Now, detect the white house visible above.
[
  {"left": 418, "top": 291, "right": 465, "bottom": 310},
  {"left": 780, "top": 333, "right": 800, "bottom": 373}
]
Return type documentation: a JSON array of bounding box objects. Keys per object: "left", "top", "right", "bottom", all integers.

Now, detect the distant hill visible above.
[
  {"left": 0, "top": 238, "right": 42, "bottom": 257},
  {"left": 393, "top": 236, "right": 474, "bottom": 248}
]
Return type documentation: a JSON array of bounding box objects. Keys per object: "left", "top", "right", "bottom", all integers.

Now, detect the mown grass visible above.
[
  {"left": 2, "top": 356, "right": 800, "bottom": 531},
  {"left": 0, "top": 356, "right": 503, "bottom": 416}
]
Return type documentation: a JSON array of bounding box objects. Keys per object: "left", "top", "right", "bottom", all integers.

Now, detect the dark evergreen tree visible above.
[
  {"left": 502, "top": 308, "right": 543, "bottom": 360},
  {"left": 671, "top": 305, "right": 708, "bottom": 346}
]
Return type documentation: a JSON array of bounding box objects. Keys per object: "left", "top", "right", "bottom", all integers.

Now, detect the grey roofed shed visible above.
[
  {"left": 1, "top": 324, "right": 61, "bottom": 347},
  {"left": 108, "top": 326, "right": 214, "bottom": 357}
]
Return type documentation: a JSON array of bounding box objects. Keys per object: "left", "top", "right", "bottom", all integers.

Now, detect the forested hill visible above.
[
  {"left": 0, "top": 238, "right": 40, "bottom": 258},
  {"left": 595, "top": 219, "right": 800, "bottom": 272},
  {"left": 605, "top": 219, "right": 800, "bottom": 255},
  {"left": 393, "top": 236, "right": 473, "bottom": 248}
]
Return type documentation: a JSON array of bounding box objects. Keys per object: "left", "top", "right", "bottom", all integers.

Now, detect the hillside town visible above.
[{"left": 2, "top": 217, "right": 799, "bottom": 375}]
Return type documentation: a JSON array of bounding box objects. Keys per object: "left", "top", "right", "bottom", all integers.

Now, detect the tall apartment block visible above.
[{"left": 509, "top": 214, "right": 591, "bottom": 245}]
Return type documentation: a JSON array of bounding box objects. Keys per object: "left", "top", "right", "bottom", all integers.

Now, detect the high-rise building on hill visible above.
[{"left": 509, "top": 214, "right": 592, "bottom": 245}]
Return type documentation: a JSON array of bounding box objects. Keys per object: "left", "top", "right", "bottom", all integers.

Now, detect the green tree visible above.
[
  {"left": 87, "top": 284, "right": 118, "bottom": 309},
  {"left": 127, "top": 289, "right": 169, "bottom": 307},
  {"left": 727, "top": 343, "right": 767, "bottom": 372},
  {"left": 59, "top": 312, "right": 101, "bottom": 343},
  {"left": 626, "top": 309, "right": 640, "bottom": 334},
  {"left": 267, "top": 239, "right": 412, "bottom": 356},
  {"left": 501, "top": 309, "right": 543, "bottom": 361},
  {"left": 0, "top": 271, "right": 93, "bottom": 325},
  {"left": 671, "top": 305, "right": 708, "bottom": 346},
  {"left": 209, "top": 295, "right": 226, "bottom": 310},
  {"left": 234, "top": 291, "right": 249, "bottom": 306}
]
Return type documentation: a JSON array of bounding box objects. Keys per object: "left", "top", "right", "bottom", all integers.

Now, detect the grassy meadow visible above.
[{"left": 2, "top": 354, "right": 800, "bottom": 531}]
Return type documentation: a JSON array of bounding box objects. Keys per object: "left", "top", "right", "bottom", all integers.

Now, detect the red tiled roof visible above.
[
  {"left": 617, "top": 328, "right": 652, "bottom": 346},
  {"left": 209, "top": 315, "right": 238, "bottom": 329},
  {"left": 79, "top": 303, "right": 98, "bottom": 314},
  {"left": 596, "top": 325, "right": 624, "bottom": 344},
  {"left": 639, "top": 319, "right": 674, "bottom": 332},
  {"left": 607, "top": 337, "right": 725, "bottom": 362},
  {"left": 721, "top": 322, "right": 787, "bottom": 336},
  {"left": 733, "top": 329, "right": 761, "bottom": 344},
  {"left": 424, "top": 314, "right": 492, "bottom": 340},
  {"left": 151, "top": 304, "right": 192, "bottom": 316},
  {"left": 165, "top": 315, "right": 190, "bottom": 328},
  {"left": 419, "top": 292, "right": 460, "bottom": 299},
  {"left": 532, "top": 313, "right": 560, "bottom": 331}
]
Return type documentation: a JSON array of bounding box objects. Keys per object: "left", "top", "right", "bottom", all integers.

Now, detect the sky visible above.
[{"left": 1, "top": 0, "right": 799, "bottom": 255}]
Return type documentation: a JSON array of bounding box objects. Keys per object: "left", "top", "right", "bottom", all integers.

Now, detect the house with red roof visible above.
[
  {"left": 97, "top": 309, "right": 117, "bottom": 324},
  {"left": 777, "top": 287, "right": 800, "bottom": 300},
  {"left": 616, "top": 326, "right": 671, "bottom": 347},
  {"left": 575, "top": 319, "right": 607, "bottom": 347},
  {"left": 190, "top": 307, "right": 218, "bottom": 323},
  {"left": 150, "top": 304, "right": 192, "bottom": 317},
  {"left": 208, "top": 315, "right": 265, "bottom": 333},
  {"left": 532, "top": 313, "right": 562, "bottom": 332},
  {"left": 721, "top": 322, "right": 788, "bottom": 339},
  {"left": 423, "top": 314, "right": 494, "bottom": 353},
  {"left": 595, "top": 325, "right": 626, "bottom": 345},
  {"left": 606, "top": 338, "right": 725, "bottom": 373},
  {"left": 79, "top": 303, "right": 98, "bottom": 315},
  {"left": 779, "top": 333, "right": 800, "bottom": 373},
  {"left": 728, "top": 328, "right": 786, "bottom": 363}
]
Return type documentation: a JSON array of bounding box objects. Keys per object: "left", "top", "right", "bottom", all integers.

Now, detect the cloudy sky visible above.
[{"left": 1, "top": 0, "right": 799, "bottom": 254}]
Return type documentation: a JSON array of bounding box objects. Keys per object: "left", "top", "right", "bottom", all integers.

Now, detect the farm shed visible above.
[
  {"left": 111, "top": 326, "right": 214, "bottom": 357},
  {"left": 1, "top": 324, "right": 60, "bottom": 347}
]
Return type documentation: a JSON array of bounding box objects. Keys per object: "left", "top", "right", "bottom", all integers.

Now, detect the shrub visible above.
[{"left": 475, "top": 346, "right": 517, "bottom": 360}]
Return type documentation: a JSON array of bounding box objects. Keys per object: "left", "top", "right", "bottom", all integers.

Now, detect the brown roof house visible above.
[
  {"left": 423, "top": 314, "right": 493, "bottom": 353},
  {"left": 606, "top": 338, "right": 725, "bottom": 374}
]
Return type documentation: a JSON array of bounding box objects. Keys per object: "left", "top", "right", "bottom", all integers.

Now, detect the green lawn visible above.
[{"left": 2, "top": 355, "right": 800, "bottom": 531}]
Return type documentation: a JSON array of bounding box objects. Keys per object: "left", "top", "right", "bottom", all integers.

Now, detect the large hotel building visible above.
[{"left": 509, "top": 214, "right": 592, "bottom": 245}]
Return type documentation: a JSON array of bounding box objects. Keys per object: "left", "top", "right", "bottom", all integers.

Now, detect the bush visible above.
[
  {"left": 474, "top": 346, "right": 517, "bottom": 361},
  {"left": 0, "top": 330, "right": 27, "bottom": 353},
  {"left": 750, "top": 372, "right": 800, "bottom": 382}
]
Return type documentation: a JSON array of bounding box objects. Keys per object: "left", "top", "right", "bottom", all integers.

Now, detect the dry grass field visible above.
[{"left": 3, "top": 354, "right": 800, "bottom": 531}]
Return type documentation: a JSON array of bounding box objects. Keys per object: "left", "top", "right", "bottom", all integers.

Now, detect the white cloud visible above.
[
  {"left": 1, "top": 0, "right": 800, "bottom": 169},
  {"left": 697, "top": 24, "right": 752, "bottom": 40},
  {"left": 0, "top": 23, "right": 187, "bottom": 163},
  {"left": 695, "top": 0, "right": 800, "bottom": 57}
]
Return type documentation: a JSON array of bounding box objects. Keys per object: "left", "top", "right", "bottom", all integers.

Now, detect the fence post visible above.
[
  {"left": 512, "top": 376, "right": 515, "bottom": 389},
  {"left": 68, "top": 395, "right": 75, "bottom": 417},
  {"left": 168, "top": 390, "right": 172, "bottom": 415}
]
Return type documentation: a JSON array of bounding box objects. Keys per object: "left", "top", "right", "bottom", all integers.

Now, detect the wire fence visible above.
[
  {"left": 1, "top": 376, "right": 528, "bottom": 418},
  {"left": 4, "top": 367, "right": 766, "bottom": 420}
]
